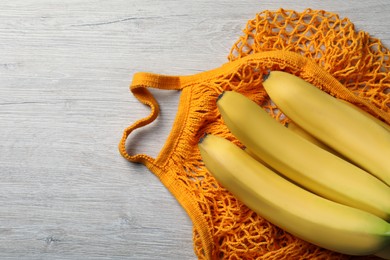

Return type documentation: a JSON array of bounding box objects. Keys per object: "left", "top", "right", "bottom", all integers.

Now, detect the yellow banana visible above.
[
  {"left": 248, "top": 121, "right": 337, "bottom": 160},
  {"left": 217, "top": 90, "right": 390, "bottom": 220},
  {"left": 198, "top": 134, "right": 390, "bottom": 255},
  {"left": 338, "top": 99, "right": 390, "bottom": 132},
  {"left": 286, "top": 121, "right": 335, "bottom": 153},
  {"left": 286, "top": 121, "right": 350, "bottom": 161},
  {"left": 262, "top": 71, "right": 390, "bottom": 186}
]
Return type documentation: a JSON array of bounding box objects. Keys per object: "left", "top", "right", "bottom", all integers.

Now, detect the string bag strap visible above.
[{"left": 118, "top": 72, "right": 183, "bottom": 169}]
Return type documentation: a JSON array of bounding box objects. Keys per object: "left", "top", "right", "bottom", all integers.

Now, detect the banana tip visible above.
[
  {"left": 199, "top": 133, "right": 208, "bottom": 144},
  {"left": 263, "top": 70, "right": 271, "bottom": 81},
  {"left": 217, "top": 91, "right": 225, "bottom": 102}
]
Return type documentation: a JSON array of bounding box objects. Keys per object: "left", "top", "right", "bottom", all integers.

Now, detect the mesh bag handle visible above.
[{"left": 118, "top": 72, "right": 183, "bottom": 168}]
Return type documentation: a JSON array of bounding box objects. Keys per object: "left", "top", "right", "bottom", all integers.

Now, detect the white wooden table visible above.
[{"left": 1, "top": 1, "right": 389, "bottom": 259}]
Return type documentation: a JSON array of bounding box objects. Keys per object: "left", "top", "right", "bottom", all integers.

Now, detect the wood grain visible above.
[{"left": 1, "top": 1, "right": 390, "bottom": 259}]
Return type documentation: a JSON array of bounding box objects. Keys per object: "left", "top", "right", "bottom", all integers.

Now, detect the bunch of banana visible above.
[
  {"left": 217, "top": 91, "right": 390, "bottom": 220},
  {"left": 262, "top": 71, "right": 390, "bottom": 186},
  {"left": 199, "top": 134, "right": 390, "bottom": 256},
  {"left": 197, "top": 78, "right": 390, "bottom": 256}
]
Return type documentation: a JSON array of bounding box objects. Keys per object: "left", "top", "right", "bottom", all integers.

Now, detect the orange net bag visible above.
[{"left": 119, "top": 8, "right": 390, "bottom": 259}]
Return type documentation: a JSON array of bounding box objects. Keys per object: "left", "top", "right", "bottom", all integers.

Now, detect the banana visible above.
[
  {"left": 217, "top": 91, "right": 390, "bottom": 220},
  {"left": 286, "top": 121, "right": 350, "bottom": 161},
  {"left": 286, "top": 121, "right": 336, "bottom": 153},
  {"left": 248, "top": 121, "right": 336, "bottom": 160},
  {"left": 338, "top": 99, "right": 390, "bottom": 132},
  {"left": 198, "top": 134, "right": 390, "bottom": 255},
  {"left": 262, "top": 71, "right": 390, "bottom": 186}
]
